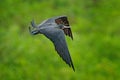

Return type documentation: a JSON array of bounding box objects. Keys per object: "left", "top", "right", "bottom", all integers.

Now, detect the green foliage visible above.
[{"left": 0, "top": 0, "right": 120, "bottom": 80}]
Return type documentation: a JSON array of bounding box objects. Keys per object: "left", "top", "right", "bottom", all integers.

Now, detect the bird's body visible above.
[{"left": 29, "top": 16, "right": 75, "bottom": 71}]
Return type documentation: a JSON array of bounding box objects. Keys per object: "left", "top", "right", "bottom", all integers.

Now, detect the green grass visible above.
[{"left": 0, "top": 0, "right": 120, "bottom": 80}]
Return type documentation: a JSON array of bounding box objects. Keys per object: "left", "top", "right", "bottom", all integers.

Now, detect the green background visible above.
[{"left": 0, "top": 0, "right": 120, "bottom": 80}]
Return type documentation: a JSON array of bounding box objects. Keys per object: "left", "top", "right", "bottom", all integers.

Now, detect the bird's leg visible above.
[{"left": 29, "top": 26, "right": 39, "bottom": 35}]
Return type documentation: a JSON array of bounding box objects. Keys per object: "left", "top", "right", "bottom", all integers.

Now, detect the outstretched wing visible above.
[
  {"left": 42, "top": 28, "right": 75, "bottom": 71},
  {"left": 55, "top": 16, "right": 73, "bottom": 40}
]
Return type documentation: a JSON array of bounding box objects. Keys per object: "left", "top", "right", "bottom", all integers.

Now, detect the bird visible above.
[{"left": 29, "top": 16, "right": 75, "bottom": 71}]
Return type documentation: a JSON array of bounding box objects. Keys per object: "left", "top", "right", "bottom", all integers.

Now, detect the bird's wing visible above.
[
  {"left": 42, "top": 28, "right": 75, "bottom": 71},
  {"left": 55, "top": 16, "right": 73, "bottom": 40}
]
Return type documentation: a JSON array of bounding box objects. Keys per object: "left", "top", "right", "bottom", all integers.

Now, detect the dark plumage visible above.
[{"left": 29, "top": 16, "right": 75, "bottom": 71}]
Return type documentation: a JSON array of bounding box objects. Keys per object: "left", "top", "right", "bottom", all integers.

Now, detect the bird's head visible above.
[{"left": 29, "top": 20, "right": 39, "bottom": 35}]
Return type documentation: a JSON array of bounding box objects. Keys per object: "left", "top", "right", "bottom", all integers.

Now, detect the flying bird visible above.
[{"left": 29, "top": 16, "right": 75, "bottom": 71}]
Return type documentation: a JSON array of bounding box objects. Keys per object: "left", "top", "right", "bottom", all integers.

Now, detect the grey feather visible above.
[
  {"left": 40, "top": 27, "right": 75, "bottom": 71},
  {"left": 29, "top": 16, "right": 75, "bottom": 71}
]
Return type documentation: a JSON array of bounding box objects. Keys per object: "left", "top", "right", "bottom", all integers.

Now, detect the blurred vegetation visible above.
[{"left": 0, "top": 0, "right": 120, "bottom": 80}]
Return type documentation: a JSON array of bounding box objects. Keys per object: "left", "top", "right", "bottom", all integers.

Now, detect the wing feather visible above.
[
  {"left": 55, "top": 16, "right": 73, "bottom": 40},
  {"left": 42, "top": 28, "right": 75, "bottom": 71}
]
